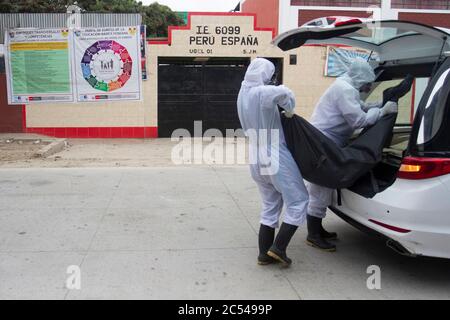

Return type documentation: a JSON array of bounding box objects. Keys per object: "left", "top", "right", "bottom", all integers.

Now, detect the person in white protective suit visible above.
[
  {"left": 237, "top": 58, "right": 309, "bottom": 267},
  {"left": 306, "top": 57, "right": 398, "bottom": 251}
]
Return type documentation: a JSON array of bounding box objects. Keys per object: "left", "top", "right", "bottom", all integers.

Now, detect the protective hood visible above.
[
  {"left": 340, "top": 57, "right": 376, "bottom": 90},
  {"left": 242, "top": 58, "right": 275, "bottom": 88}
]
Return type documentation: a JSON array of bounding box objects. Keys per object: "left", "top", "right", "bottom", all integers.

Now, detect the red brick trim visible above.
[
  {"left": 25, "top": 127, "right": 158, "bottom": 138},
  {"left": 22, "top": 105, "right": 26, "bottom": 132},
  {"left": 23, "top": 107, "right": 157, "bottom": 138},
  {"left": 398, "top": 12, "right": 450, "bottom": 29}
]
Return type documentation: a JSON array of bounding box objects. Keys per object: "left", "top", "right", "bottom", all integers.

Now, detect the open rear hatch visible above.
[
  {"left": 273, "top": 20, "right": 450, "bottom": 62},
  {"left": 273, "top": 20, "right": 450, "bottom": 198}
]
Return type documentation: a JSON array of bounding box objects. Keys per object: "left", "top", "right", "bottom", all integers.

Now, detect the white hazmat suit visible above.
[
  {"left": 307, "top": 58, "right": 397, "bottom": 219},
  {"left": 237, "top": 58, "right": 308, "bottom": 228}
]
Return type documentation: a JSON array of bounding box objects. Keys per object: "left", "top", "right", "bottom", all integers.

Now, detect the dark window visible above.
[
  {"left": 0, "top": 57, "right": 4, "bottom": 74},
  {"left": 291, "top": 0, "right": 381, "bottom": 7},
  {"left": 290, "top": 54, "right": 297, "bottom": 65},
  {"left": 392, "top": 0, "right": 450, "bottom": 10},
  {"left": 308, "top": 20, "right": 323, "bottom": 26},
  {"left": 326, "top": 17, "right": 337, "bottom": 25}
]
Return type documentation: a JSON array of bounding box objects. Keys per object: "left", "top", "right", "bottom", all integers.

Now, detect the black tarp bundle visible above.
[
  {"left": 281, "top": 75, "right": 413, "bottom": 190},
  {"left": 281, "top": 113, "right": 397, "bottom": 189}
]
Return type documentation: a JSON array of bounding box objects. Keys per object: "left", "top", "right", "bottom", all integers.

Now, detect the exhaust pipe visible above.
[{"left": 386, "top": 239, "right": 416, "bottom": 257}]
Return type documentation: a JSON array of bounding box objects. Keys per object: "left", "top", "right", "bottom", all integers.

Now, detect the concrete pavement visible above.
[{"left": 1, "top": 166, "right": 450, "bottom": 300}]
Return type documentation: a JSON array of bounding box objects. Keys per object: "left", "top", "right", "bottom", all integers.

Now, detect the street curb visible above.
[{"left": 34, "top": 139, "right": 67, "bottom": 158}]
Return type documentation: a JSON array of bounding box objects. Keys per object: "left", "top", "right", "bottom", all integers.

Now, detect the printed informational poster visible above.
[
  {"left": 5, "top": 29, "right": 74, "bottom": 104},
  {"left": 325, "top": 46, "right": 377, "bottom": 77},
  {"left": 72, "top": 26, "right": 143, "bottom": 102}
]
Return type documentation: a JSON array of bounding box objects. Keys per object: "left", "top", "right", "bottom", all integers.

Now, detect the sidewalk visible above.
[
  {"left": 0, "top": 133, "right": 66, "bottom": 163},
  {"left": 0, "top": 137, "right": 248, "bottom": 168}
]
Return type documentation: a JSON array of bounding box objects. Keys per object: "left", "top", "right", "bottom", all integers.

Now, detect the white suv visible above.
[{"left": 273, "top": 20, "right": 450, "bottom": 259}]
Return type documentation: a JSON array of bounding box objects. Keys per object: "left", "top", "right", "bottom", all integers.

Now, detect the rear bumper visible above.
[
  {"left": 330, "top": 206, "right": 382, "bottom": 238},
  {"left": 330, "top": 204, "right": 450, "bottom": 259},
  {"left": 329, "top": 206, "right": 415, "bottom": 257},
  {"left": 332, "top": 175, "right": 450, "bottom": 259}
]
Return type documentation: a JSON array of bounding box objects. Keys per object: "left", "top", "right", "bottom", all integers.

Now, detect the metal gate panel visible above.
[{"left": 157, "top": 58, "right": 249, "bottom": 137}]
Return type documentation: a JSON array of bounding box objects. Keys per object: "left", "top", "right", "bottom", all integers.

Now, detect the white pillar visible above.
[
  {"left": 279, "top": 0, "right": 298, "bottom": 34},
  {"left": 381, "top": 0, "right": 398, "bottom": 20},
  {"left": 239, "top": 0, "right": 246, "bottom": 11}
]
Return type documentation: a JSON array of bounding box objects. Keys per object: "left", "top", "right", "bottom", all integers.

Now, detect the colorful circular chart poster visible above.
[{"left": 73, "top": 26, "right": 142, "bottom": 102}]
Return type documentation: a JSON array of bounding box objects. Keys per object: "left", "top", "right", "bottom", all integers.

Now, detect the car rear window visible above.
[
  {"left": 417, "top": 67, "right": 450, "bottom": 152},
  {"left": 365, "top": 77, "right": 428, "bottom": 125}
]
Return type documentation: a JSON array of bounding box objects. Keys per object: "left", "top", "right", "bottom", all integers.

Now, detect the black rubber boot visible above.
[
  {"left": 267, "top": 223, "right": 298, "bottom": 267},
  {"left": 306, "top": 215, "right": 337, "bottom": 252},
  {"left": 320, "top": 223, "right": 338, "bottom": 240},
  {"left": 258, "top": 224, "right": 277, "bottom": 265}
]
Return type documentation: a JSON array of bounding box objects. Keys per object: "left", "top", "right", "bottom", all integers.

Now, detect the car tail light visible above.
[
  {"left": 398, "top": 157, "right": 450, "bottom": 180},
  {"left": 335, "top": 19, "right": 362, "bottom": 27},
  {"left": 369, "top": 219, "right": 411, "bottom": 233}
]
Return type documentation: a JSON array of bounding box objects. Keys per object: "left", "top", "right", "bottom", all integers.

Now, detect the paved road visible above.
[{"left": 1, "top": 167, "right": 450, "bottom": 300}]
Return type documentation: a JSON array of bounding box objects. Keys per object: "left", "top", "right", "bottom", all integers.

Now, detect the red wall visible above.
[
  {"left": 399, "top": 12, "right": 450, "bottom": 29},
  {"left": 242, "top": 0, "right": 279, "bottom": 36},
  {"left": 392, "top": 0, "right": 450, "bottom": 10},
  {"left": 25, "top": 127, "right": 158, "bottom": 139},
  {"left": 291, "top": 0, "right": 381, "bottom": 6},
  {"left": 0, "top": 74, "right": 23, "bottom": 133},
  {"left": 298, "top": 9, "right": 372, "bottom": 26}
]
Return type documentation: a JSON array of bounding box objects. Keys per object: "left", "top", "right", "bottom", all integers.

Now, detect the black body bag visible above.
[
  {"left": 281, "top": 113, "right": 396, "bottom": 189},
  {"left": 281, "top": 75, "right": 413, "bottom": 190}
]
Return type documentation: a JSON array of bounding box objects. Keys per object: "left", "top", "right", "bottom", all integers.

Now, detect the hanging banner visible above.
[
  {"left": 140, "top": 25, "right": 148, "bottom": 81},
  {"left": 325, "top": 46, "right": 377, "bottom": 77},
  {"left": 5, "top": 28, "right": 74, "bottom": 104},
  {"left": 72, "top": 26, "right": 142, "bottom": 102}
]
